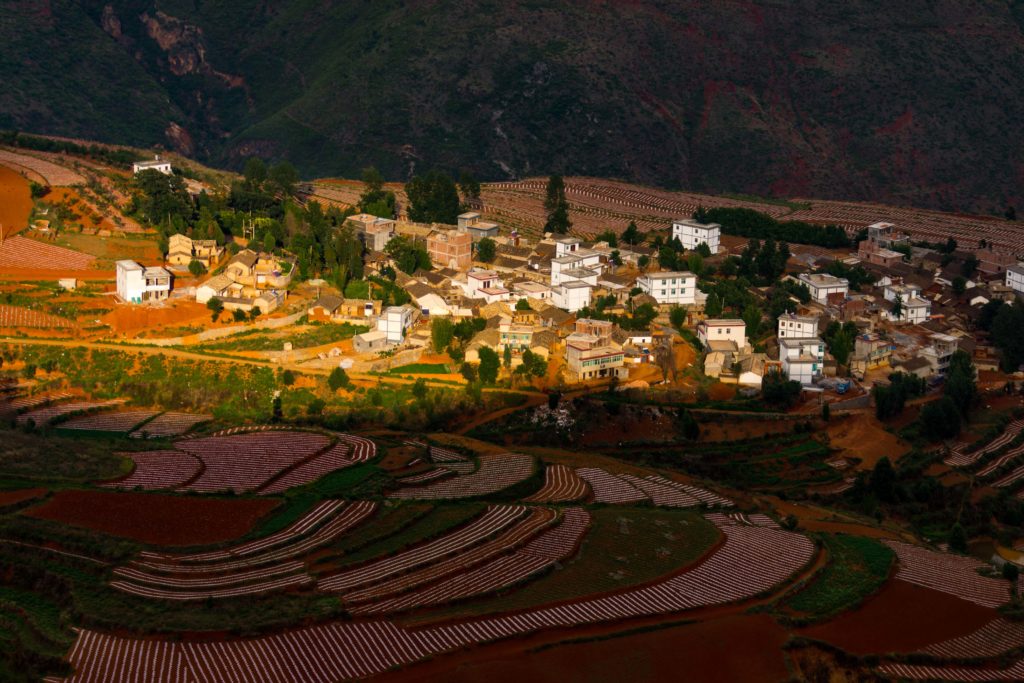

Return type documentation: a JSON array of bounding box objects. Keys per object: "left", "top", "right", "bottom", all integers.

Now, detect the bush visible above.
[
  {"left": 328, "top": 367, "right": 351, "bottom": 391},
  {"left": 281, "top": 369, "right": 295, "bottom": 386},
  {"left": 188, "top": 259, "right": 206, "bottom": 276}
]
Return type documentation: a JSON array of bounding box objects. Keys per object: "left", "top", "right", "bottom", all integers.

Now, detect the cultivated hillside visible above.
[{"left": 3, "top": 0, "right": 1024, "bottom": 214}]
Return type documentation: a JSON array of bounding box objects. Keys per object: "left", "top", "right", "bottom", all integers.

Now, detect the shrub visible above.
[{"left": 328, "top": 367, "right": 351, "bottom": 391}]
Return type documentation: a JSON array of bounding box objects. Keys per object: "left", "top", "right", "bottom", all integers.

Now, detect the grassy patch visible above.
[
  {"left": 0, "top": 427, "right": 130, "bottom": 483},
  {"left": 325, "top": 503, "right": 484, "bottom": 568},
  {"left": 405, "top": 507, "right": 719, "bottom": 625},
  {"left": 386, "top": 363, "right": 450, "bottom": 375},
  {"left": 199, "top": 323, "right": 367, "bottom": 352},
  {"left": 781, "top": 534, "right": 893, "bottom": 621}
]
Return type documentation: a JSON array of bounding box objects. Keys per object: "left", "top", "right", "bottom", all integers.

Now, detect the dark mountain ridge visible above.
[{"left": 2, "top": 0, "right": 1023, "bottom": 215}]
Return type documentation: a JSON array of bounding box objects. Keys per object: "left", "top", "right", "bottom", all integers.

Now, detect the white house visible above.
[
  {"left": 636, "top": 271, "right": 697, "bottom": 305},
  {"left": 777, "top": 313, "right": 817, "bottom": 339},
  {"left": 512, "top": 280, "right": 553, "bottom": 303},
  {"left": 899, "top": 297, "right": 932, "bottom": 324},
  {"left": 552, "top": 280, "right": 593, "bottom": 313},
  {"left": 377, "top": 305, "right": 416, "bottom": 344},
  {"left": 672, "top": 218, "right": 721, "bottom": 254},
  {"left": 551, "top": 238, "right": 602, "bottom": 286},
  {"left": 1006, "top": 264, "right": 1024, "bottom": 295},
  {"left": 463, "top": 270, "right": 510, "bottom": 302},
  {"left": 883, "top": 282, "right": 922, "bottom": 303},
  {"left": 798, "top": 273, "right": 849, "bottom": 305},
  {"left": 116, "top": 260, "right": 172, "bottom": 303},
  {"left": 779, "top": 336, "right": 825, "bottom": 386},
  {"left": 132, "top": 156, "right": 173, "bottom": 176},
  {"left": 697, "top": 319, "right": 747, "bottom": 349}
]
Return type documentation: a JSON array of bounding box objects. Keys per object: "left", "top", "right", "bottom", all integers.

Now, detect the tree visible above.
[
  {"left": 412, "top": 378, "right": 428, "bottom": 400},
  {"left": 232, "top": 309, "right": 247, "bottom": 322},
  {"left": 328, "top": 366, "right": 351, "bottom": 391},
  {"left": 515, "top": 298, "right": 532, "bottom": 311},
  {"left": 961, "top": 255, "right": 980, "bottom": 278},
  {"left": 595, "top": 230, "right": 618, "bottom": 247},
  {"left": 385, "top": 236, "right": 431, "bottom": 274},
  {"left": 1003, "top": 562, "right": 1020, "bottom": 583},
  {"left": 503, "top": 345, "right": 512, "bottom": 369},
  {"left": 677, "top": 409, "right": 700, "bottom": 440},
  {"left": 543, "top": 174, "right": 571, "bottom": 234},
  {"left": 249, "top": 306, "right": 261, "bottom": 321},
  {"left": 406, "top": 170, "right": 460, "bottom": 224},
  {"left": 704, "top": 292, "right": 723, "bottom": 318},
  {"left": 945, "top": 350, "right": 977, "bottom": 415},
  {"left": 360, "top": 166, "right": 396, "bottom": 217},
  {"left": 669, "top": 306, "right": 686, "bottom": 330},
  {"left": 696, "top": 242, "right": 712, "bottom": 258},
  {"left": 762, "top": 370, "right": 801, "bottom": 407},
  {"left": 431, "top": 318, "right": 454, "bottom": 354},
  {"left": 949, "top": 523, "right": 968, "bottom": 553},
  {"left": 476, "top": 237, "right": 496, "bottom": 263},
  {"left": 822, "top": 401, "right": 831, "bottom": 422},
  {"left": 262, "top": 231, "right": 276, "bottom": 252},
  {"left": 458, "top": 170, "right": 481, "bottom": 201},
  {"left": 950, "top": 274, "right": 966, "bottom": 296},
  {"left": 188, "top": 259, "right": 206, "bottom": 276},
  {"left": 687, "top": 253, "right": 704, "bottom": 277},
  {"left": 622, "top": 221, "right": 641, "bottom": 247},
  {"left": 460, "top": 362, "right": 477, "bottom": 383},
  {"left": 307, "top": 398, "right": 326, "bottom": 416},
  {"left": 609, "top": 250, "right": 622, "bottom": 266},
  {"left": 741, "top": 303, "right": 762, "bottom": 339},
  {"left": 281, "top": 369, "right": 295, "bottom": 386},
  {"left": 920, "top": 396, "right": 962, "bottom": 439},
  {"left": 268, "top": 161, "right": 299, "bottom": 196},
  {"left": 891, "top": 293, "right": 904, "bottom": 320},
  {"left": 244, "top": 157, "right": 268, "bottom": 186},
  {"left": 206, "top": 297, "right": 223, "bottom": 321},
  {"left": 870, "top": 456, "right": 897, "bottom": 503},
  {"left": 478, "top": 347, "right": 500, "bottom": 385}
]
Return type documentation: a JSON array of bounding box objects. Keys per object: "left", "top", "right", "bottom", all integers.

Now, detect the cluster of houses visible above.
[{"left": 115, "top": 188, "right": 1024, "bottom": 390}]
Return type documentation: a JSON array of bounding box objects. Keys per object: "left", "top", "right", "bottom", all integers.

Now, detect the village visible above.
[
  {"left": 5, "top": 141, "right": 1024, "bottom": 683},
  {"left": 84, "top": 155, "right": 1022, "bottom": 407}
]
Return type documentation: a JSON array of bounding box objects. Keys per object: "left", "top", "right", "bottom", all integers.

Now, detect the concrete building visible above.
[
  {"left": 779, "top": 337, "right": 825, "bottom": 386},
  {"left": 116, "top": 260, "right": 171, "bottom": 303},
  {"left": 346, "top": 213, "right": 396, "bottom": 252},
  {"left": 798, "top": 273, "right": 850, "bottom": 305},
  {"left": 551, "top": 238, "right": 602, "bottom": 286},
  {"left": 377, "top": 305, "right": 416, "bottom": 344},
  {"left": 697, "top": 319, "right": 747, "bottom": 349},
  {"left": 672, "top": 218, "right": 720, "bottom": 254},
  {"left": 921, "top": 333, "right": 958, "bottom": 379},
  {"left": 167, "top": 234, "right": 224, "bottom": 269},
  {"left": 353, "top": 330, "right": 391, "bottom": 353},
  {"left": 565, "top": 319, "right": 625, "bottom": 382},
  {"left": 132, "top": 156, "right": 172, "bottom": 175},
  {"left": 426, "top": 230, "right": 473, "bottom": 270},
  {"left": 1006, "top": 264, "right": 1024, "bottom": 295},
  {"left": 308, "top": 296, "right": 381, "bottom": 323},
  {"left": 777, "top": 313, "right": 817, "bottom": 340},
  {"left": 552, "top": 280, "right": 592, "bottom": 313},
  {"left": 457, "top": 212, "right": 499, "bottom": 240},
  {"left": 636, "top": 271, "right": 697, "bottom": 305}
]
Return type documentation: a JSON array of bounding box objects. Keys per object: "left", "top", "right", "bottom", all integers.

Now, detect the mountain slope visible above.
[{"left": 2, "top": 0, "right": 1023, "bottom": 215}]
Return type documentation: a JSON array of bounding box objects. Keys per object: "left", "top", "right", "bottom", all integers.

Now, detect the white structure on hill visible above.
[
  {"left": 779, "top": 337, "right": 824, "bottom": 386},
  {"left": 552, "top": 280, "right": 592, "bottom": 313},
  {"left": 132, "top": 156, "right": 173, "bottom": 176},
  {"left": 1006, "top": 264, "right": 1024, "bottom": 295},
  {"left": 798, "top": 272, "right": 849, "bottom": 305},
  {"left": 636, "top": 271, "right": 697, "bottom": 305},
  {"left": 777, "top": 313, "right": 817, "bottom": 340},
  {"left": 550, "top": 238, "right": 602, "bottom": 286},
  {"left": 672, "top": 218, "right": 720, "bottom": 254},
  {"left": 697, "top": 319, "right": 747, "bottom": 349},
  {"left": 115, "top": 260, "right": 171, "bottom": 304},
  {"left": 377, "top": 305, "right": 416, "bottom": 344}
]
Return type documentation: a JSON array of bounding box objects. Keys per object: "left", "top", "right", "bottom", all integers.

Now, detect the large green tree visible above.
[
  {"left": 406, "top": 170, "right": 461, "bottom": 224},
  {"left": 543, "top": 174, "right": 571, "bottom": 234}
]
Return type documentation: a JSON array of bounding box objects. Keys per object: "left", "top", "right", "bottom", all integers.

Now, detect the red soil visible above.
[
  {"left": 0, "top": 164, "right": 32, "bottom": 238},
  {"left": 24, "top": 490, "right": 278, "bottom": 546},
  {"left": 0, "top": 488, "right": 45, "bottom": 507},
  {"left": 379, "top": 614, "right": 789, "bottom": 683},
  {"left": 801, "top": 578, "right": 996, "bottom": 654},
  {"left": 102, "top": 301, "right": 212, "bottom": 335}
]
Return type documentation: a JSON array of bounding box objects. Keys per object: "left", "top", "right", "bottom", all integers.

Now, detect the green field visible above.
[
  {"left": 200, "top": 323, "right": 368, "bottom": 352},
  {"left": 403, "top": 507, "right": 720, "bottom": 625},
  {"left": 386, "top": 363, "right": 451, "bottom": 375},
  {"left": 781, "top": 534, "right": 893, "bottom": 621}
]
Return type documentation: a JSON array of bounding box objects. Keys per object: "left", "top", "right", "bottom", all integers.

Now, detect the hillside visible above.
[{"left": 2, "top": 1, "right": 1024, "bottom": 215}]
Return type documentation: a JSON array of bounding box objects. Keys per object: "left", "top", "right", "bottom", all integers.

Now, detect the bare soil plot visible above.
[
  {"left": 0, "top": 488, "right": 45, "bottom": 508},
  {"left": 0, "top": 304, "right": 76, "bottom": 329},
  {"left": 801, "top": 579, "right": 996, "bottom": 654},
  {"left": 0, "top": 163, "right": 31, "bottom": 238},
  {"left": 0, "top": 149, "right": 85, "bottom": 186},
  {"left": 826, "top": 412, "right": 910, "bottom": 469},
  {"left": 0, "top": 235, "right": 96, "bottom": 271},
  {"left": 23, "top": 490, "right": 278, "bottom": 546}
]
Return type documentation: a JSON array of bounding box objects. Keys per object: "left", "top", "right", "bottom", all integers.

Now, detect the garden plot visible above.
[
  {"left": 920, "top": 618, "right": 1024, "bottom": 659},
  {"left": 575, "top": 468, "right": 647, "bottom": 504},
  {"left": 100, "top": 450, "right": 202, "bottom": 491},
  {"left": 390, "top": 453, "right": 533, "bottom": 500},
  {"left": 524, "top": 464, "right": 589, "bottom": 503},
  {"left": 16, "top": 399, "right": 125, "bottom": 426},
  {"left": 0, "top": 304, "right": 76, "bottom": 329},
  {"left": 0, "top": 235, "right": 95, "bottom": 270},
  {"left": 884, "top": 541, "right": 1011, "bottom": 608},
  {"left": 129, "top": 412, "right": 211, "bottom": 439},
  {"left": 60, "top": 410, "right": 158, "bottom": 433}
]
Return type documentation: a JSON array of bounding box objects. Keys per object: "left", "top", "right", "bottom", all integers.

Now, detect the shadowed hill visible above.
[{"left": 2, "top": 0, "right": 1023, "bottom": 215}]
